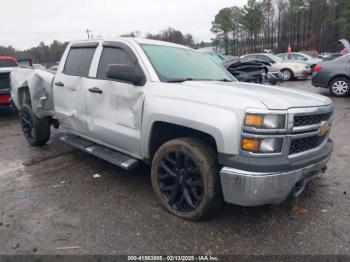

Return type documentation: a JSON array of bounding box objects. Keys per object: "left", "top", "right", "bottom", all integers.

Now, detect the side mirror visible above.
[{"left": 106, "top": 64, "right": 145, "bottom": 86}]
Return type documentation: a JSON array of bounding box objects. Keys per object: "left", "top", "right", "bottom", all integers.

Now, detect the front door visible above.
[{"left": 86, "top": 43, "right": 145, "bottom": 155}]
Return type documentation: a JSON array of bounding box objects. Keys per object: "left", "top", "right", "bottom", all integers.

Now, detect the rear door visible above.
[
  {"left": 53, "top": 42, "right": 98, "bottom": 134},
  {"left": 86, "top": 42, "right": 145, "bottom": 155}
]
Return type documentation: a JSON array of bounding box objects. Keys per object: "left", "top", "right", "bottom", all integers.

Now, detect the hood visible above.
[
  {"left": 150, "top": 81, "right": 331, "bottom": 111},
  {"left": 339, "top": 39, "right": 350, "bottom": 52}
]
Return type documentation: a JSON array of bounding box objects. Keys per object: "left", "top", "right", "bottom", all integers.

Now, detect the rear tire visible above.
[
  {"left": 151, "top": 138, "right": 223, "bottom": 221},
  {"left": 329, "top": 77, "right": 350, "bottom": 97},
  {"left": 20, "top": 104, "right": 51, "bottom": 146}
]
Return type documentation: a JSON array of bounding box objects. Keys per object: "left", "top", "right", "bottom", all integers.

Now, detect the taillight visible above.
[{"left": 314, "top": 65, "right": 322, "bottom": 72}]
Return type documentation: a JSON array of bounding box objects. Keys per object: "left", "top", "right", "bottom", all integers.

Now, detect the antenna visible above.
[{"left": 86, "top": 29, "right": 91, "bottom": 39}]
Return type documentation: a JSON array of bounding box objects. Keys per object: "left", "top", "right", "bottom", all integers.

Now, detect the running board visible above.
[{"left": 60, "top": 134, "right": 139, "bottom": 170}]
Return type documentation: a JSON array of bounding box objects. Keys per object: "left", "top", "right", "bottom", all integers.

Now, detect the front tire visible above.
[
  {"left": 20, "top": 104, "right": 51, "bottom": 146},
  {"left": 281, "top": 69, "right": 294, "bottom": 81},
  {"left": 329, "top": 77, "right": 350, "bottom": 97},
  {"left": 151, "top": 138, "right": 223, "bottom": 221}
]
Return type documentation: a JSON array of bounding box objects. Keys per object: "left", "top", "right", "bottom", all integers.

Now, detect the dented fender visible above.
[{"left": 10, "top": 67, "right": 55, "bottom": 118}]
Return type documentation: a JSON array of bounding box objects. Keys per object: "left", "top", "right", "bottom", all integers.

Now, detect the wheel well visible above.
[
  {"left": 149, "top": 122, "right": 218, "bottom": 159},
  {"left": 18, "top": 87, "right": 31, "bottom": 108},
  {"left": 328, "top": 75, "right": 350, "bottom": 87},
  {"left": 281, "top": 68, "right": 293, "bottom": 73}
]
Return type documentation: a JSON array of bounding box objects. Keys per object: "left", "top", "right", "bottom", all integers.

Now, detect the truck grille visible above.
[
  {"left": 294, "top": 112, "right": 332, "bottom": 127},
  {"left": 0, "top": 72, "right": 11, "bottom": 91},
  {"left": 289, "top": 134, "right": 327, "bottom": 155}
]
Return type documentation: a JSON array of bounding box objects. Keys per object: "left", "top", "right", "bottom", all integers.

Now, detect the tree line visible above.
[
  {"left": 211, "top": 0, "right": 350, "bottom": 56},
  {"left": 0, "top": 41, "right": 68, "bottom": 64},
  {"left": 0, "top": 28, "right": 196, "bottom": 64}
]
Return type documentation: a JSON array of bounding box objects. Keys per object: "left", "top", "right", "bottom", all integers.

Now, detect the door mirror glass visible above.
[{"left": 106, "top": 64, "right": 145, "bottom": 86}]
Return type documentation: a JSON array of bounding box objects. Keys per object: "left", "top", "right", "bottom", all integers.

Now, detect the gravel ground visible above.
[{"left": 0, "top": 80, "right": 349, "bottom": 255}]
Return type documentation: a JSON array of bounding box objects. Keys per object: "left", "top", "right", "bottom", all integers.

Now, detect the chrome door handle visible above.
[
  {"left": 88, "top": 87, "right": 103, "bottom": 94},
  {"left": 55, "top": 82, "right": 64, "bottom": 87}
]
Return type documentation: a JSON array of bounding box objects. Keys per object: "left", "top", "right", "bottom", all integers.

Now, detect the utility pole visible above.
[{"left": 86, "top": 29, "right": 91, "bottom": 39}]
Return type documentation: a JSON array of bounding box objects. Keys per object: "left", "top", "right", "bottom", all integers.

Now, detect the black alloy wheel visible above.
[
  {"left": 157, "top": 150, "right": 204, "bottom": 212},
  {"left": 151, "top": 137, "right": 223, "bottom": 220}
]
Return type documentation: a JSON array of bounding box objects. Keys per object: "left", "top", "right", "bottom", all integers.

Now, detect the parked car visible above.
[
  {"left": 277, "top": 52, "right": 322, "bottom": 70},
  {"left": 223, "top": 58, "right": 283, "bottom": 85},
  {"left": 17, "top": 58, "right": 33, "bottom": 67},
  {"left": 200, "top": 50, "right": 282, "bottom": 85},
  {"left": 11, "top": 38, "right": 333, "bottom": 220},
  {"left": 241, "top": 53, "right": 312, "bottom": 81},
  {"left": 312, "top": 39, "right": 350, "bottom": 97},
  {"left": 312, "top": 54, "right": 350, "bottom": 96},
  {"left": 0, "top": 56, "right": 19, "bottom": 106}
]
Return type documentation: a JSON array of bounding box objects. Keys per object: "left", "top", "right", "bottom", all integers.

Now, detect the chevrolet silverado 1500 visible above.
[{"left": 10, "top": 38, "right": 333, "bottom": 220}]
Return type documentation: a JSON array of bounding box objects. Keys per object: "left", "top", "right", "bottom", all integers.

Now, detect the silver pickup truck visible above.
[{"left": 10, "top": 38, "right": 334, "bottom": 220}]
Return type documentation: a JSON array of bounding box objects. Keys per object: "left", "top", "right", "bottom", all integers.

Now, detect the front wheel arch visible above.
[{"left": 281, "top": 68, "right": 294, "bottom": 81}]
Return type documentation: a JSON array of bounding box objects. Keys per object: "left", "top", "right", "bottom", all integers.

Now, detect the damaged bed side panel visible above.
[{"left": 10, "top": 68, "right": 55, "bottom": 118}]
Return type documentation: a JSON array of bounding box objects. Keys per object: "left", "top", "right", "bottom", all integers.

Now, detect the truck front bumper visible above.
[{"left": 220, "top": 154, "right": 330, "bottom": 206}]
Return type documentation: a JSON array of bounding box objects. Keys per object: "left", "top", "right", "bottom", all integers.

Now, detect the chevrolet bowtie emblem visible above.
[{"left": 319, "top": 121, "right": 329, "bottom": 136}]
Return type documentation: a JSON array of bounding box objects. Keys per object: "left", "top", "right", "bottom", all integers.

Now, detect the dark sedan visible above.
[{"left": 312, "top": 54, "right": 350, "bottom": 97}]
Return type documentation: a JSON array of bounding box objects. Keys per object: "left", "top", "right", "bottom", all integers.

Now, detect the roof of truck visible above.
[
  {"left": 69, "top": 38, "right": 191, "bottom": 49},
  {"left": 0, "top": 56, "right": 17, "bottom": 60}
]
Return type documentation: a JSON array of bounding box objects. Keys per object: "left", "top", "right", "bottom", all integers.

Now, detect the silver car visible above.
[
  {"left": 241, "top": 53, "right": 312, "bottom": 81},
  {"left": 277, "top": 52, "right": 322, "bottom": 70}
]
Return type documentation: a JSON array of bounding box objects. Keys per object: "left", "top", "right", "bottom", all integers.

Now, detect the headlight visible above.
[
  {"left": 242, "top": 137, "right": 283, "bottom": 153},
  {"left": 244, "top": 113, "right": 286, "bottom": 129}
]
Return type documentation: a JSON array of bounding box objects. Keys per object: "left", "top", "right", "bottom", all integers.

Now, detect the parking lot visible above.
[{"left": 0, "top": 80, "right": 349, "bottom": 255}]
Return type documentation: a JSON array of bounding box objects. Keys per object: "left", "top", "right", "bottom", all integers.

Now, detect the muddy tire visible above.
[
  {"left": 151, "top": 137, "right": 223, "bottom": 221},
  {"left": 329, "top": 77, "right": 350, "bottom": 97},
  {"left": 20, "top": 104, "right": 50, "bottom": 146}
]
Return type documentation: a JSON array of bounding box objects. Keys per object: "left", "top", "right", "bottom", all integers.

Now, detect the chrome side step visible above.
[{"left": 60, "top": 134, "right": 139, "bottom": 171}]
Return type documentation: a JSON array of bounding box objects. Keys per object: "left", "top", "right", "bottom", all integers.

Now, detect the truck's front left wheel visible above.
[
  {"left": 20, "top": 104, "right": 51, "bottom": 146},
  {"left": 151, "top": 138, "right": 223, "bottom": 220}
]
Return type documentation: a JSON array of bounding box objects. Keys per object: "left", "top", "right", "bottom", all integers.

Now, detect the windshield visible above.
[
  {"left": 210, "top": 54, "right": 226, "bottom": 64},
  {"left": 142, "top": 45, "right": 236, "bottom": 82},
  {"left": 0, "top": 59, "right": 17, "bottom": 68},
  {"left": 266, "top": 54, "right": 283, "bottom": 62}
]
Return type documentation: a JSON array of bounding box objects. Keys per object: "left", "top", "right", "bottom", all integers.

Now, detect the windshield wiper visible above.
[
  {"left": 167, "top": 78, "right": 233, "bottom": 83},
  {"left": 217, "top": 78, "right": 233, "bottom": 82},
  {"left": 200, "top": 78, "right": 234, "bottom": 82},
  {"left": 167, "top": 78, "right": 194, "bottom": 83}
]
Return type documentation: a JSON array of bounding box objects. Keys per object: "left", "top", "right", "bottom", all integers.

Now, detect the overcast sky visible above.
[{"left": 0, "top": 0, "right": 246, "bottom": 50}]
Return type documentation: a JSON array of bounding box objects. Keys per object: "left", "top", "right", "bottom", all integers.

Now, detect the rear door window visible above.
[
  {"left": 241, "top": 55, "right": 256, "bottom": 62},
  {"left": 97, "top": 47, "right": 134, "bottom": 79},
  {"left": 0, "top": 59, "right": 17, "bottom": 68},
  {"left": 63, "top": 47, "right": 96, "bottom": 77},
  {"left": 256, "top": 55, "right": 273, "bottom": 63}
]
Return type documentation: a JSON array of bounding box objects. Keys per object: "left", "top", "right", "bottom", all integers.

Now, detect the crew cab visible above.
[
  {"left": 0, "top": 56, "right": 19, "bottom": 106},
  {"left": 11, "top": 39, "right": 333, "bottom": 220}
]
